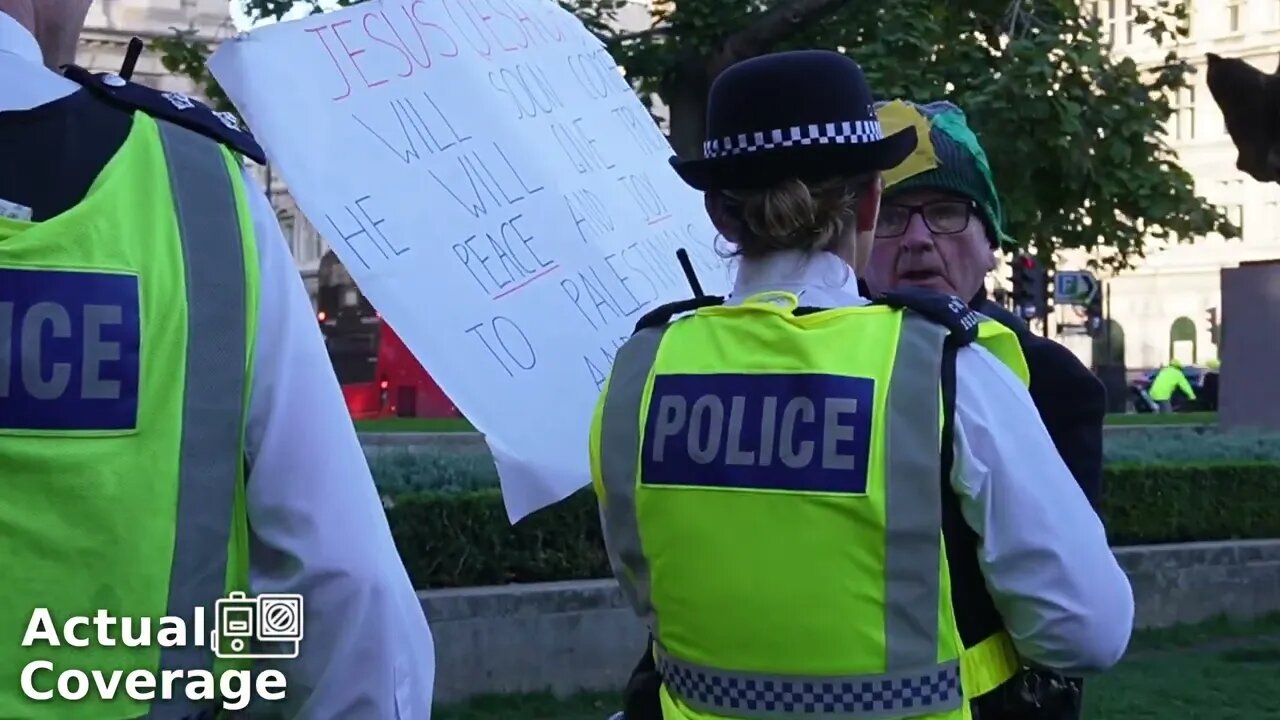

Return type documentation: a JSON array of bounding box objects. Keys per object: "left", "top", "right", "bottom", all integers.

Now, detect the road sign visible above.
[{"left": 1054, "top": 271, "right": 1098, "bottom": 305}]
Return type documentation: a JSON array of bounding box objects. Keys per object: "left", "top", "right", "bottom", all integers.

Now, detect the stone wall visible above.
[{"left": 420, "top": 539, "right": 1280, "bottom": 705}]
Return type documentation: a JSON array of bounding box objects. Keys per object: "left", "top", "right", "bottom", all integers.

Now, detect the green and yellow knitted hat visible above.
[{"left": 874, "top": 99, "right": 1012, "bottom": 248}]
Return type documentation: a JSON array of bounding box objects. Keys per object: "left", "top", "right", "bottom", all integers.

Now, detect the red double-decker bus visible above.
[{"left": 316, "top": 250, "right": 459, "bottom": 419}]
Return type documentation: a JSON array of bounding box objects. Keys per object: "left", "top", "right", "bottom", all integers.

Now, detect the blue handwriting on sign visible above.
[
  {"left": 641, "top": 373, "right": 875, "bottom": 494},
  {"left": 0, "top": 267, "right": 141, "bottom": 431}
]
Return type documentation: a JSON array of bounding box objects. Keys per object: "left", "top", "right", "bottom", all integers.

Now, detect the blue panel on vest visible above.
[
  {"left": 0, "top": 268, "right": 141, "bottom": 431},
  {"left": 641, "top": 373, "right": 876, "bottom": 494}
]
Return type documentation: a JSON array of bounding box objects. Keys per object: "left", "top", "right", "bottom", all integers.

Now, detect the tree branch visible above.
[{"left": 715, "top": 0, "right": 855, "bottom": 72}]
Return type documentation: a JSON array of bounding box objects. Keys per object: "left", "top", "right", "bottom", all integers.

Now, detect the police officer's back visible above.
[
  {"left": 1, "top": 2, "right": 435, "bottom": 716},
  {"left": 594, "top": 50, "right": 1133, "bottom": 720}
]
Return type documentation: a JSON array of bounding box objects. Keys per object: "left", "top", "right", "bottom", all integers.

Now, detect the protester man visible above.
[
  {"left": 861, "top": 99, "right": 1112, "bottom": 719},
  {"left": 865, "top": 99, "right": 1107, "bottom": 510},
  {"left": 0, "top": 1, "right": 435, "bottom": 716}
]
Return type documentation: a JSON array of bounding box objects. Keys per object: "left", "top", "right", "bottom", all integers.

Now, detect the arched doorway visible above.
[
  {"left": 1169, "top": 316, "right": 1197, "bottom": 364},
  {"left": 1092, "top": 319, "right": 1126, "bottom": 368}
]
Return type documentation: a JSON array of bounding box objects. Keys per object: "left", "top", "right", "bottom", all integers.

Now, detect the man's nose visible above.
[{"left": 899, "top": 214, "right": 936, "bottom": 252}]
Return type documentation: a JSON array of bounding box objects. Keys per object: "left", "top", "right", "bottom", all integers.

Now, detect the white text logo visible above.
[{"left": 19, "top": 592, "right": 304, "bottom": 710}]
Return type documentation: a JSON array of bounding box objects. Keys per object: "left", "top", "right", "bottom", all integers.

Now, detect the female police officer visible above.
[{"left": 591, "top": 50, "right": 1132, "bottom": 720}]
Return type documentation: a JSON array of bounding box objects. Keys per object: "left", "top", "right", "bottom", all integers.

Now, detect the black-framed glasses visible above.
[{"left": 874, "top": 200, "right": 976, "bottom": 238}]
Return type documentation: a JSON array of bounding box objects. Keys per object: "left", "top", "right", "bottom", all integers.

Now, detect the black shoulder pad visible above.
[
  {"left": 62, "top": 65, "right": 267, "bottom": 165},
  {"left": 873, "top": 287, "right": 982, "bottom": 345},
  {"left": 633, "top": 296, "right": 725, "bottom": 334}
]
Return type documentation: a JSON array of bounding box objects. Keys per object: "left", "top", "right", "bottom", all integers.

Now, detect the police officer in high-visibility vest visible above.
[
  {"left": 592, "top": 50, "right": 1134, "bottom": 720},
  {"left": 1, "top": 1, "right": 435, "bottom": 717}
]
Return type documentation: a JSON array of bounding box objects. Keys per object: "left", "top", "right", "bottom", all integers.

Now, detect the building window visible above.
[
  {"left": 1169, "top": 316, "right": 1197, "bottom": 364},
  {"left": 1124, "top": 0, "right": 1138, "bottom": 44},
  {"left": 1264, "top": 200, "right": 1280, "bottom": 241},
  {"left": 1091, "top": 0, "right": 1119, "bottom": 45},
  {"left": 1219, "top": 179, "right": 1245, "bottom": 235},
  {"left": 1171, "top": 86, "right": 1196, "bottom": 140},
  {"left": 1226, "top": 203, "right": 1244, "bottom": 230},
  {"left": 277, "top": 212, "right": 298, "bottom": 259},
  {"left": 1226, "top": 0, "right": 1245, "bottom": 33},
  {"left": 1177, "top": 0, "right": 1194, "bottom": 37},
  {"left": 312, "top": 225, "right": 328, "bottom": 262}
]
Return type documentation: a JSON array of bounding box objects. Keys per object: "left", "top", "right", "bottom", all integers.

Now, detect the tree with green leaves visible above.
[{"left": 158, "top": 0, "right": 1235, "bottom": 271}]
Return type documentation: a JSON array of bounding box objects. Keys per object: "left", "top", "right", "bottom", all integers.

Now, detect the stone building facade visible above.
[{"left": 1072, "top": 0, "right": 1280, "bottom": 370}]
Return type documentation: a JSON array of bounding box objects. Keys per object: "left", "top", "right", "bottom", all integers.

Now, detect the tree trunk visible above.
[
  {"left": 659, "top": 0, "right": 854, "bottom": 158},
  {"left": 663, "top": 69, "right": 712, "bottom": 159}
]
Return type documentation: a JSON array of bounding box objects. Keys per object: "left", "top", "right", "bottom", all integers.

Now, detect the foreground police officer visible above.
[
  {"left": 593, "top": 50, "right": 1133, "bottom": 720},
  {"left": 1, "top": 1, "right": 435, "bottom": 717}
]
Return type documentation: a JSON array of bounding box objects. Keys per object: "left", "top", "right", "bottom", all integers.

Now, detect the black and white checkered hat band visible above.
[{"left": 703, "top": 121, "right": 885, "bottom": 159}]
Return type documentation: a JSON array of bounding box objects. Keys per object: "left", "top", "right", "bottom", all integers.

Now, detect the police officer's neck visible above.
[
  {"left": 0, "top": 1, "right": 35, "bottom": 38},
  {"left": 0, "top": 0, "right": 81, "bottom": 70}
]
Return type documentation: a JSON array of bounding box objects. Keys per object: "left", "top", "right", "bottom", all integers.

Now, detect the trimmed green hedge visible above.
[
  {"left": 382, "top": 462, "right": 1280, "bottom": 590},
  {"left": 1102, "top": 428, "right": 1280, "bottom": 464},
  {"left": 368, "top": 427, "right": 1280, "bottom": 495}
]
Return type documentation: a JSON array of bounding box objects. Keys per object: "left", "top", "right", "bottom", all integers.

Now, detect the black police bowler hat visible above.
[{"left": 670, "top": 50, "right": 918, "bottom": 191}]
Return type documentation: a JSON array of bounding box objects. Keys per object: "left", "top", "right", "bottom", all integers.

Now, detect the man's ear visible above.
[
  {"left": 855, "top": 174, "right": 883, "bottom": 233},
  {"left": 705, "top": 192, "right": 743, "bottom": 242}
]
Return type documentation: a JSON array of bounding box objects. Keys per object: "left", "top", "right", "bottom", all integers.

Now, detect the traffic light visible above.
[
  {"left": 1010, "top": 254, "right": 1048, "bottom": 320},
  {"left": 1206, "top": 307, "right": 1220, "bottom": 346},
  {"left": 1086, "top": 285, "right": 1104, "bottom": 337}
]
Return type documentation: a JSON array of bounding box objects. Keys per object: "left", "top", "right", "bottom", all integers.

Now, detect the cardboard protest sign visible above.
[{"left": 208, "top": 0, "right": 732, "bottom": 521}]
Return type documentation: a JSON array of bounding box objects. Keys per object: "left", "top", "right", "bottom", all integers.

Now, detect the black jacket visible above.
[{"left": 969, "top": 289, "right": 1106, "bottom": 509}]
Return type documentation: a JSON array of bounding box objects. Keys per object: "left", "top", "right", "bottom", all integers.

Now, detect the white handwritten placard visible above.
[{"left": 208, "top": 0, "right": 733, "bottom": 522}]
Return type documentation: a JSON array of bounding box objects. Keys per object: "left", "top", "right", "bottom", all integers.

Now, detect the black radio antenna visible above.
[
  {"left": 119, "top": 37, "right": 144, "bottom": 80},
  {"left": 676, "top": 248, "right": 704, "bottom": 298}
]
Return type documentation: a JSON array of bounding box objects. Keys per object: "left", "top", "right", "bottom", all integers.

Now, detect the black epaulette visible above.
[
  {"left": 633, "top": 296, "right": 725, "bottom": 334},
  {"left": 62, "top": 65, "right": 267, "bottom": 166},
  {"left": 872, "top": 287, "right": 982, "bottom": 346}
]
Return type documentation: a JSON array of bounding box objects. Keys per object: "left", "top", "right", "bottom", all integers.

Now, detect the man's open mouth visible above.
[{"left": 899, "top": 270, "right": 939, "bottom": 281}]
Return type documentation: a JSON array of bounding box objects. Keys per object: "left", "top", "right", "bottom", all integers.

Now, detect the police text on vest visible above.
[
  {"left": 0, "top": 268, "right": 141, "bottom": 432},
  {"left": 642, "top": 373, "right": 876, "bottom": 494}
]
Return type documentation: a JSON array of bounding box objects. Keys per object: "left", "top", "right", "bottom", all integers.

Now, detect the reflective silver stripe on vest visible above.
[
  {"left": 149, "top": 121, "right": 248, "bottom": 719},
  {"left": 596, "top": 313, "right": 960, "bottom": 718},
  {"left": 598, "top": 325, "right": 668, "bottom": 632}
]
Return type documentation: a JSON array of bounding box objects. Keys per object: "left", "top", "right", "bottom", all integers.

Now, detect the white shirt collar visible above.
[
  {"left": 726, "top": 249, "right": 868, "bottom": 310},
  {"left": 0, "top": 10, "right": 80, "bottom": 112}
]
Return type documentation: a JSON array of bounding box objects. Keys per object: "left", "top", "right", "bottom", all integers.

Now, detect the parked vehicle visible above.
[
  {"left": 1128, "top": 365, "right": 1218, "bottom": 413},
  {"left": 316, "top": 250, "right": 459, "bottom": 419}
]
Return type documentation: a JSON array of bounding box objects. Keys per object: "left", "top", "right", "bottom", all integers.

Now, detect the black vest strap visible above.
[
  {"left": 873, "top": 288, "right": 982, "bottom": 346},
  {"left": 633, "top": 296, "right": 726, "bottom": 334},
  {"left": 940, "top": 337, "right": 1005, "bottom": 648}
]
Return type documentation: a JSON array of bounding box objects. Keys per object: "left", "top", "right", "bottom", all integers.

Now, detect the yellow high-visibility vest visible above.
[{"left": 590, "top": 290, "right": 1027, "bottom": 720}]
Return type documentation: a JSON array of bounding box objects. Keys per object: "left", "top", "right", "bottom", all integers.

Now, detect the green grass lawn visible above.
[
  {"left": 433, "top": 614, "right": 1280, "bottom": 720},
  {"left": 354, "top": 417, "right": 476, "bottom": 433},
  {"left": 1103, "top": 411, "right": 1216, "bottom": 427}
]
